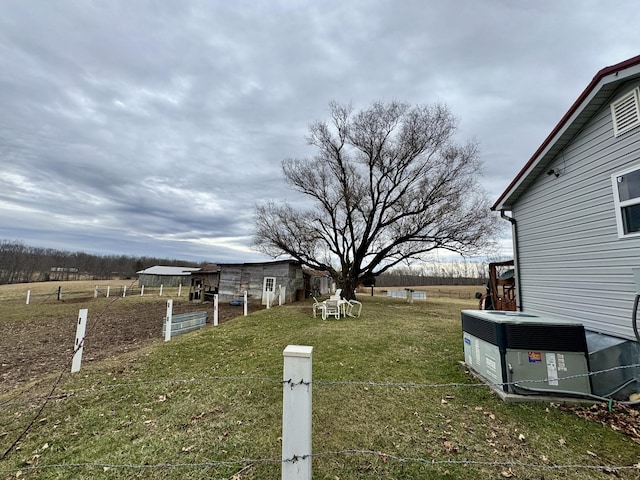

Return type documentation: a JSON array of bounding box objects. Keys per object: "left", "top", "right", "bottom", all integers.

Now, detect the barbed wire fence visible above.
[
  {"left": 2, "top": 358, "right": 640, "bottom": 478},
  {"left": 2, "top": 286, "right": 640, "bottom": 478}
]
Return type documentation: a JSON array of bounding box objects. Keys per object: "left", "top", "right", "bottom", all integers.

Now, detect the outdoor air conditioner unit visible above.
[{"left": 461, "top": 310, "right": 592, "bottom": 396}]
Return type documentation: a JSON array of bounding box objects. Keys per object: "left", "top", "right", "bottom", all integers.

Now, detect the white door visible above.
[{"left": 262, "top": 276, "right": 276, "bottom": 305}]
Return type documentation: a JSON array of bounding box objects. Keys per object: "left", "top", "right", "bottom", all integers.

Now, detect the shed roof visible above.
[
  {"left": 136, "top": 266, "right": 200, "bottom": 276},
  {"left": 492, "top": 54, "right": 640, "bottom": 212}
]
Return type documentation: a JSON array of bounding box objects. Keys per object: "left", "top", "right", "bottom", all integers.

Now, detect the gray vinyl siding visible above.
[{"left": 513, "top": 81, "right": 640, "bottom": 340}]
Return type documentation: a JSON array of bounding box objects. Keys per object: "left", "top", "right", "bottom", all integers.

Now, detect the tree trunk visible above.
[{"left": 338, "top": 277, "right": 358, "bottom": 300}]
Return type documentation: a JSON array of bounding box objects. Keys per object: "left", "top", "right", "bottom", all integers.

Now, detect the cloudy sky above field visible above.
[{"left": 1, "top": 1, "right": 640, "bottom": 263}]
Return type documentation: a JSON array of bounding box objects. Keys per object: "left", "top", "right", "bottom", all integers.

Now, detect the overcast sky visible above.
[{"left": 1, "top": 1, "right": 639, "bottom": 263}]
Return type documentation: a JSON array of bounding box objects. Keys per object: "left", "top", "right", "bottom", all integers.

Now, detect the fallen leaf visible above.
[
  {"left": 501, "top": 469, "right": 515, "bottom": 478},
  {"left": 443, "top": 441, "right": 458, "bottom": 453},
  {"left": 518, "top": 433, "right": 525, "bottom": 441},
  {"left": 181, "top": 445, "right": 195, "bottom": 452},
  {"left": 558, "top": 438, "right": 566, "bottom": 446},
  {"left": 586, "top": 450, "right": 598, "bottom": 457}
]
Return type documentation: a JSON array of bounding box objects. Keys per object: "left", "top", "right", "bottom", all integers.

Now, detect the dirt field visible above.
[
  {"left": 0, "top": 282, "right": 480, "bottom": 396},
  {"left": 0, "top": 281, "right": 259, "bottom": 395}
]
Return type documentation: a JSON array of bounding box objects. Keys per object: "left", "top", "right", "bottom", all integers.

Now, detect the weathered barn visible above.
[
  {"left": 136, "top": 265, "right": 200, "bottom": 287},
  {"left": 303, "top": 268, "right": 333, "bottom": 297},
  {"left": 189, "top": 263, "right": 221, "bottom": 301},
  {"left": 215, "top": 260, "right": 305, "bottom": 305}
]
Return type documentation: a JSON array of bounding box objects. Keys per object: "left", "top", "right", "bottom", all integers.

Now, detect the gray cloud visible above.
[{"left": 2, "top": 0, "right": 640, "bottom": 262}]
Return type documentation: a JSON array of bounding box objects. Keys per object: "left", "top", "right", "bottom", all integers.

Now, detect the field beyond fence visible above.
[{"left": 0, "top": 281, "right": 639, "bottom": 479}]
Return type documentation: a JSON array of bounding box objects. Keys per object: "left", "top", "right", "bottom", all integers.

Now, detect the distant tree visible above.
[{"left": 254, "top": 101, "right": 500, "bottom": 299}]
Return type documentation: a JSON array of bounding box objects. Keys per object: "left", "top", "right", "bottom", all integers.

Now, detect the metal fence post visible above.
[
  {"left": 213, "top": 294, "right": 219, "bottom": 326},
  {"left": 71, "top": 309, "right": 88, "bottom": 373},
  {"left": 164, "top": 299, "right": 173, "bottom": 342},
  {"left": 282, "top": 345, "right": 313, "bottom": 480}
]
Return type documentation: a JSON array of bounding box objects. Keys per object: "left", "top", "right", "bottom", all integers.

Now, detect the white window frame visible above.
[
  {"left": 612, "top": 163, "right": 640, "bottom": 238},
  {"left": 611, "top": 88, "right": 640, "bottom": 137},
  {"left": 263, "top": 276, "right": 276, "bottom": 292}
]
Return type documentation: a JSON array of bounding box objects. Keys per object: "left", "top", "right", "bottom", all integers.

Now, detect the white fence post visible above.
[
  {"left": 178, "top": 283, "right": 182, "bottom": 297},
  {"left": 164, "top": 300, "right": 173, "bottom": 342},
  {"left": 279, "top": 286, "right": 285, "bottom": 306},
  {"left": 213, "top": 294, "right": 219, "bottom": 326},
  {"left": 106, "top": 286, "right": 110, "bottom": 298},
  {"left": 160, "top": 284, "right": 163, "bottom": 296},
  {"left": 266, "top": 291, "right": 272, "bottom": 309},
  {"left": 141, "top": 285, "right": 145, "bottom": 296},
  {"left": 282, "top": 345, "right": 313, "bottom": 480},
  {"left": 26, "top": 290, "right": 31, "bottom": 305},
  {"left": 71, "top": 309, "right": 88, "bottom": 373},
  {"left": 243, "top": 291, "right": 248, "bottom": 316},
  {"left": 94, "top": 286, "right": 98, "bottom": 298},
  {"left": 122, "top": 285, "right": 127, "bottom": 297}
]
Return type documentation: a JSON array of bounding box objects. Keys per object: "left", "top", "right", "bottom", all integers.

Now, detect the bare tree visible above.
[{"left": 254, "top": 101, "right": 500, "bottom": 299}]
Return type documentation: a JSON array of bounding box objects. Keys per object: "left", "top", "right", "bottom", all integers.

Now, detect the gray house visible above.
[{"left": 493, "top": 54, "right": 640, "bottom": 342}]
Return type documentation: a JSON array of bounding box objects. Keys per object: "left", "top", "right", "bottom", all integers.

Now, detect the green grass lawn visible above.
[{"left": 1, "top": 295, "right": 639, "bottom": 479}]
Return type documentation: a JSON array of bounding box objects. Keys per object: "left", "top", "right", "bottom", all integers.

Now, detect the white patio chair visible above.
[
  {"left": 312, "top": 296, "right": 323, "bottom": 318},
  {"left": 321, "top": 299, "right": 341, "bottom": 320},
  {"left": 330, "top": 288, "right": 342, "bottom": 300},
  {"left": 346, "top": 299, "right": 362, "bottom": 317}
]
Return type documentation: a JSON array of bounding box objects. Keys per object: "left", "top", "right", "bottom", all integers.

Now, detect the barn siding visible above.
[
  {"left": 217, "top": 261, "right": 304, "bottom": 304},
  {"left": 513, "top": 80, "right": 640, "bottom": 339}
]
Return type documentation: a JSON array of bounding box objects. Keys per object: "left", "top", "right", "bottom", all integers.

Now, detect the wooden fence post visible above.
[
  {"left": 94, "top": 286, "right": 98, "bottom": 298},
  {"left": 243, "top": 291, "right": 248, "bottom": 316},
  {"left": 160, "top": 284, "right": 163, "bottom": 296},
  {"left": 282, "top": 345, "right": 313, "bottom": 480},
  {"left": 164, "top": 299, "right": 173, "bottom": 342},
  {"left": 213, "top": 294, "right": 219, "bottom": 326},
  {"left": 57, "top": 286, "right": 62, "bottom": 301},
  {"left": 71, "top": 309, "right": 88, "bottom": 373}
]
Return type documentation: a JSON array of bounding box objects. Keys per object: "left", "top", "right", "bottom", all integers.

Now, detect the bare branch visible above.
[{"left": 253, "top": 101, "right": 501, "bottom": 299}]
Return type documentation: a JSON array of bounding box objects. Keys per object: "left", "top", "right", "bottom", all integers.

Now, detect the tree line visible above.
[
  {"left": 375, "top": 259, "right": 507, "bottom": 287},
  {"left": 0, "top": 240, "right": 201, "bottom": 284}
]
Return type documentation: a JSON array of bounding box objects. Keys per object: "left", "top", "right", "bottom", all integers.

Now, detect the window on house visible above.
[
  {"left": 612, "top": 165, "right": 640, "bottom": 237},
  {"left": 611, "top": 88, "right": 640, "bottom": 137}
]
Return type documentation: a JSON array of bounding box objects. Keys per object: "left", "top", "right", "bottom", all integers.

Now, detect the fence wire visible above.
[
  {"left": 4, "top": 363, "right": 640, "bottom": 408},
  {"left": 1, "top": 449, "right": 638, "bottom": 477},
  {"left": 3, "top": 367, "right": 640, "bottom": 476}
]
